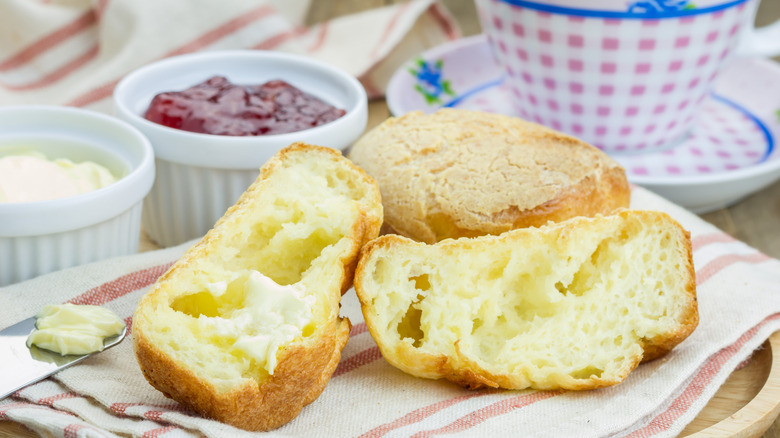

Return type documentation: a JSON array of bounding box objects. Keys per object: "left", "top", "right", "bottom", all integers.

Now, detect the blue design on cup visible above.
[
  {"left": 495, "top": 0, "right": 742, "bottom": 19},
  {"left": 628, "top": 0, "right": 696, "bottom": 13},
  {"left": 409, "top": 58, "right": 455, "bottom": 105}
]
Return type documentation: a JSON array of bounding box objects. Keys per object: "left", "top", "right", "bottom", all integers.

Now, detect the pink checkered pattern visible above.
[
  {"left": 455, "top": 73, "right": 770, "bottom": 179},
  {"left": 476, "top": 0, "right": 756, "bottom": 152},
  {"left": 615, "top": 97, "right": 769, "bottom": 176}
]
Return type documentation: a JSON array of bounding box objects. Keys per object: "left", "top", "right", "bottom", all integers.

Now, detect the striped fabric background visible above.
[{"left": 0, "top": 0, "right": 459, "bottom": 111}]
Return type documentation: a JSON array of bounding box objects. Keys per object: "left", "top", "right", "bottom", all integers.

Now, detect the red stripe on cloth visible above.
[
  {"left": 143, "top": 425, "right": 180, "bottom": 438},
  {"left": 426, "top": 2, "right": 461, "bottom": 40},
  {"left": 64, "top": 423, "right": 88, "bottom": 438},
  {"left": 124, "top": 315, "right": 133, "bottom": 332},
  {"left": 351, "top": 322, "right": 368, "bottom": 336},
  {"left": 696, "top": 253, "right": 771, "bottom": 285},
  {"left": 164, "top": 5, "right": 276, "bottom": 58},
  {"left": 333, "top": 346, "right": 382, "bottom": 377},
  {"left": 358, "top": 392, "right": 492, "bottom": 438},
  {"left": 0, "top": 9, "right": 96, "bottom": 71},
  {"left": 411, "top": 391, "right": 559, "bottom": 438},
  {"left": 144, "top": 410, "right": 164, "bottom": 421},
  {"left": 369, "top": 1, "right": 412, "bottom": 60},
  {"left": 2, "top": 44, "right": 99, "bottom": 91},
  {"left": 626, "top": 313, "right": 780, "bottom": 437},
  {"left": 251, "top": 27, "right": 307, "bottom": 51},
  {"left": 67, "top": 262, "right": 173, "bottom": 306},
  {"left": 142, "top": 426, "right": 181, "bottom": 438},
  {"left": 94, "top": 0, "right": 111, "bottom": 20},
  {"left": 110, "top": 402, "right": 184, "bottom": 416},
  {"left": 306, "top": 22, "right": 329, "bottom": 53},
  {"left": 66, "top": 79, "right": 119, "bottom": 108},
  {"left": 691, "top": 232, "right": 737, "bottom": 251},
  {"left": 110, "top": 402, "right": 130, "bottom": 415},
  {"left": 38, "top": 392, "right": 78, "bottom": 406},
  {"left": 67, "top": 4, "right": 277, "bottom": 107}
]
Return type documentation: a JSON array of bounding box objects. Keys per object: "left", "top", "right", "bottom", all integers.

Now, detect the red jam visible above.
[{"left": 143, "top": 76, "right": 346, "bottom": 136}]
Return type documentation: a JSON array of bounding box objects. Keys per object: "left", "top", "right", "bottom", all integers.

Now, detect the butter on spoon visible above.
[
  {"left": 26, "top": 303, "right": 125, "bottom": 356},
  {"left": 0, "top": 304, "right": 126, "bottom": 399}
]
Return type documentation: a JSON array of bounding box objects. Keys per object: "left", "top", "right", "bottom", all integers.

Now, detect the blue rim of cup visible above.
[{"left": 493, "top": 0, "right": 748, "bottom": 19}]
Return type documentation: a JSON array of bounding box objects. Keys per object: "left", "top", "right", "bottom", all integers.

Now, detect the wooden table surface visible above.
[{"left": 3, "top": 1, "right": 780, "bottom": 437}]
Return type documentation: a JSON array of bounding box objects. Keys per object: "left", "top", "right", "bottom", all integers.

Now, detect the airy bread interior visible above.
[
  {"left": 354, "top": 210, "right": 698, "bottom": 390},
  {"left": 132, "top": 143, "right": 382, "bottom": 430}
]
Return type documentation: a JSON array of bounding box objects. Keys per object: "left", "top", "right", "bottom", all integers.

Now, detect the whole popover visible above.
[{"left": 348, "top": 109, "right": 630, "bottom": 243}]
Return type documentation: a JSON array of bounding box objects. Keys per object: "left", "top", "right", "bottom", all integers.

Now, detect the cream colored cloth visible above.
[
  {"left": 2, "top": 187, "right": 780, "bottom": 437},
  {"left": 0, "top": 0, "right": 459, "bottom": 111}
]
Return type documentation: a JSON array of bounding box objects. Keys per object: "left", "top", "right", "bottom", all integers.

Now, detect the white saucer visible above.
[{"left": 387, "top": 35, "right": 780, "bottom": 213}]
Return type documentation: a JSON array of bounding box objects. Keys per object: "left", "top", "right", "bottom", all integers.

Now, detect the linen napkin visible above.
[
  {"left": 2, "top": 186, "right": 780, "bottom": 438},
  {"left": 0, "top": 0, "right": 460, "bottom": 110}
]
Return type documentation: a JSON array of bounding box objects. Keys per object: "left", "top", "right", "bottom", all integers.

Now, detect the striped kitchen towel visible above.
[
  {"left": 0, "top": 0, "right": 459, "bottom": 112},
  {"left": 1, "top": 186, "right": 779, "bottom": 437}
]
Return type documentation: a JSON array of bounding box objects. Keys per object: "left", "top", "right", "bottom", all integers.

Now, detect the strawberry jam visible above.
[{"left": 143, "top": 76, "right": 346, "bottom": 136}]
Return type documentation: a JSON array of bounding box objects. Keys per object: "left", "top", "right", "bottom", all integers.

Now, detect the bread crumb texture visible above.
[
  {"left": 348, "top": 109, "right": 630, "bottom": 243},
  {"left": 355, "top": 210, "right": 698, "bottom": 390},
  {"left": 132, "top": 143, "right": 382, "bottom": 431}
]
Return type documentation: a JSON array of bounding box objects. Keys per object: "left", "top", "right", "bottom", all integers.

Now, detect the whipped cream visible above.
[
  {"left": 0, "top": 151, "right": 117, "bottom": 203},
  {"left": 201, "top": 271, "right": 316, "bottom": 374},
  {"left": 26, "top": 303, "right": 125, "bottom": 356}
]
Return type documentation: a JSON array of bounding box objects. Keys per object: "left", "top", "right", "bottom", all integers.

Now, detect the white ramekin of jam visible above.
[
  {"left": 113, "top": 50, "right": 368, "bottom": 248},
  {"left": 0, "top": 106, "right": 155, "bottom": 286}
]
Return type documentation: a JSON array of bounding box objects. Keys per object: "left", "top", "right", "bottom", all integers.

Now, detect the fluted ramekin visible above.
[
  {"left": 113, "top": 50, "right": 368, "bottom": 248},
  {"left": 0, "top": 106, "right": 155, "bottom": 286}
]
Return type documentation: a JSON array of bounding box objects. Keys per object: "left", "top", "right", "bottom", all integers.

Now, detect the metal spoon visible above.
[{"left": 0, "top": 315, "right": 126, "bottom": 399}]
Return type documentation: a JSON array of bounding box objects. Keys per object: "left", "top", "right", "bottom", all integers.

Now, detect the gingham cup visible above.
[{"left": 475, "top": 0, "right": 763, "bottom": 153}]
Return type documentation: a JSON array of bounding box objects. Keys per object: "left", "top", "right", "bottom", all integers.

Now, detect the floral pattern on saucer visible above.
[{"left": 409, "top": 58, "right": 456, "bottom": 105}]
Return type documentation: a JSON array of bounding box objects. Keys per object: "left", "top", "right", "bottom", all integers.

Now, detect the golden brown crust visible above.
[
  {"left": 133, "top": 143, "right": 382, "bottom": 430},
  {"left": 348, "top": 109, "right": 630, "bottom": 243},
  {"left": 302, "top": 318, "right": 352, "bottom": 406},
  {"left": 134, "top": 320, "right": 350, "bottom": 430}
]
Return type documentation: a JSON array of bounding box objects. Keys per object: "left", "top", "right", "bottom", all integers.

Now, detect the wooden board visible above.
[{"left": 683, "top": 331, "right": 780, "bottom": 437}]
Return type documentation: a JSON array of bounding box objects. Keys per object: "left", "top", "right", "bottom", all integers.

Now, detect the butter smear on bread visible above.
[{"left": 200, "top": 271, "right": 315, "bottom": 374}]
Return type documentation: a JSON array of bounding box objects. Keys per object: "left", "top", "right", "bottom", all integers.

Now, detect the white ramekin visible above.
[
  {"left": 113, "top": 50, "right": 368, "bottom": 248},
  {"left": 0, "top": 105, "right": 155, "bottom": 286}
]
